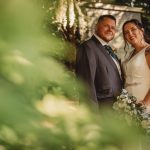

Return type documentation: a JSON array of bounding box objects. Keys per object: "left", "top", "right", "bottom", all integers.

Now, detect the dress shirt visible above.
[{"left": 94, "top": 34, "right": 122, "bottom": 78}]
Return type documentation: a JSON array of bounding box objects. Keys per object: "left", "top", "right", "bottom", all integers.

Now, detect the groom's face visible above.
[{"left": 96, "top": 17, "right": 116, "bottom": 42}]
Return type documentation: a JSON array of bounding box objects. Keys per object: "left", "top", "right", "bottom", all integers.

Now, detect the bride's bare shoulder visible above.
[
  {"left": 145, "top": 45, "right": 150, "bottom": 69},
  {"left": 145, "top": 45, "right": 150, "bottom": 55}
]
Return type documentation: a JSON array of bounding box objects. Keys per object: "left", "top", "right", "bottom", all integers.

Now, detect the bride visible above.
[{"left": 122, "top": 19, "right": 150, "bottom": 110}]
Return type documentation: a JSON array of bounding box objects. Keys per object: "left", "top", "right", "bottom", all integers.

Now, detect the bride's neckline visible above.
[{"left": 128, "top": 44, "right": 149, "bottom": 61}]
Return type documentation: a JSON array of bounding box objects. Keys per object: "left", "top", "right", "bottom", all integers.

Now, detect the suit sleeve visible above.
[{"left": 76, "top": 43, "right": 98, "bottom": 104}]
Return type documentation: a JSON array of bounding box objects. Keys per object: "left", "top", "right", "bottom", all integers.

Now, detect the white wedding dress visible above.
[
  {"left": 123, "top": 46, "right": 150, "bottom": 150},
  {"left": 123, "top": 46, "right": 150, "bottom": 106}
]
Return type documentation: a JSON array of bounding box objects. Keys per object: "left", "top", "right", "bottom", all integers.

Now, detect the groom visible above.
[{"left": 76, "top": 15, "right": 123, "bottom": 108}]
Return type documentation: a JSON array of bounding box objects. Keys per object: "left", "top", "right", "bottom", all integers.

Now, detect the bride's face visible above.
[{"left": 123, "top": 23, "right": 144, "bottom": 46}]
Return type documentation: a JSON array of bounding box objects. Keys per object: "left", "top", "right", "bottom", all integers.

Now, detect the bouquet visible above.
[{"left": 113, "top": 89, "right": 150, "bottom": 134}]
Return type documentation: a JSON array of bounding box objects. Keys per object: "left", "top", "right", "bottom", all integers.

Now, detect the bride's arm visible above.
[
  {"left": 142, "top": 46, "right": 150, "bottom": 105},
  {"left": 143, "top": 90, "right": 150, "bottom": 105}
]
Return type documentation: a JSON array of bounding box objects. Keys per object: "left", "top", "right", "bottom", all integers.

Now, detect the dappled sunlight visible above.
[
  {"left": 55, "top": 0, "right": 75, "bottom": 29},
  {"left": 8, "top": 72, "right": 24, "bottom": 84},
  {"left": 36, "top": 94, "right": 78, "bottom": 116},
  {"left": 2, "top": 50, "right": 33, "bottom": 66},
  {"left": 14, "top": 54, "right": 33, "bottom": 66}
]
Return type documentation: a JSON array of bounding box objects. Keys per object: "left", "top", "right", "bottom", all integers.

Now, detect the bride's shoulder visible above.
[
  {"left": 145, "top": 45, "right": 150, "bottom": 69},
  {"left": 145, "top": 45, "right": 150, "bottom": 55}
]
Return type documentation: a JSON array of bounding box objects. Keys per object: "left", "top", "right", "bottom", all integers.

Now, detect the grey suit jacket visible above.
[{"left": 76, "top": 36, "right": 123, "bottom": 106}]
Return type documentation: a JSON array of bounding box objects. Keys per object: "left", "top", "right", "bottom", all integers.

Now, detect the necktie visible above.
[{"left": 104, "top": 45, "right": 119, "bottom": 62}]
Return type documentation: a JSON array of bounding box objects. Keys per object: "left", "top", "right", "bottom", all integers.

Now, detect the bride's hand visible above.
[
  {"left": 137, "top": 100, "right": 146, "bottom": 107},
  {"left": 139, "top": 100, "right": 150, "bottom": 107}
]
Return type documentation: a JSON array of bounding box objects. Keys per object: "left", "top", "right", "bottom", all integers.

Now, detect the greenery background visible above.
[{"left": 0, "top": 0, "right": 150, "bottom": 149}]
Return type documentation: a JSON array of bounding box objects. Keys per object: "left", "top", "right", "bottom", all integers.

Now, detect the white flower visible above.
[
  {"left": 127, "top": 99, "right": 132, "bottom": 104},
  {"left": 132, "top": 104, "right": 136, "bottom": 108},
  {"left": 133, "top": 110, "right": 137, "bottom": 115},
  {"left": 122, "top": 89, "right": 128, "bottom": 94},
  {"left": 113, "top": 89, "right": 150, "bottom": 134},
  {"left": 118, "top": 103, "right": 126, "bottom": 108}
]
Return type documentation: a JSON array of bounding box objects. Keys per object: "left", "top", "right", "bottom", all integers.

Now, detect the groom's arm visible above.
[{"left": 76, "top": 43, "right": 98, "bottom": 104}]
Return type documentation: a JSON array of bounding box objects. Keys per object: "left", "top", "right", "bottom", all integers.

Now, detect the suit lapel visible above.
[{"left": 91, "top": 36, "right": 120, "bottom": 76}]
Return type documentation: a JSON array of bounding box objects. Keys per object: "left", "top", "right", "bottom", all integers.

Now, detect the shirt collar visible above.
[{"left": 93, "top": 33, "right": 108, "bottom": 46}]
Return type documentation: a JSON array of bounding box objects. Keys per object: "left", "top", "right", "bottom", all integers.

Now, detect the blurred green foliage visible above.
[{"left": 0, "top": 0, "right": 150, "bottom": 150}]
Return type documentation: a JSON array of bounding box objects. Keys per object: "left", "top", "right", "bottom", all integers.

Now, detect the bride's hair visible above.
[{"left": 122, "top": 19, "right": 150, "bottom": 54}]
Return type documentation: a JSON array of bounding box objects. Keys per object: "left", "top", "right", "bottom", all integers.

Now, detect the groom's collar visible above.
[{"left": 93, "top": 33, "right": 108, "bottom": 46}]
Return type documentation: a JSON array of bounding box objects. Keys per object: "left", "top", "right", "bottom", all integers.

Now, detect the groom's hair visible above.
[{"left": 98, "top": 15, "right": 116, "bottom": 23}]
